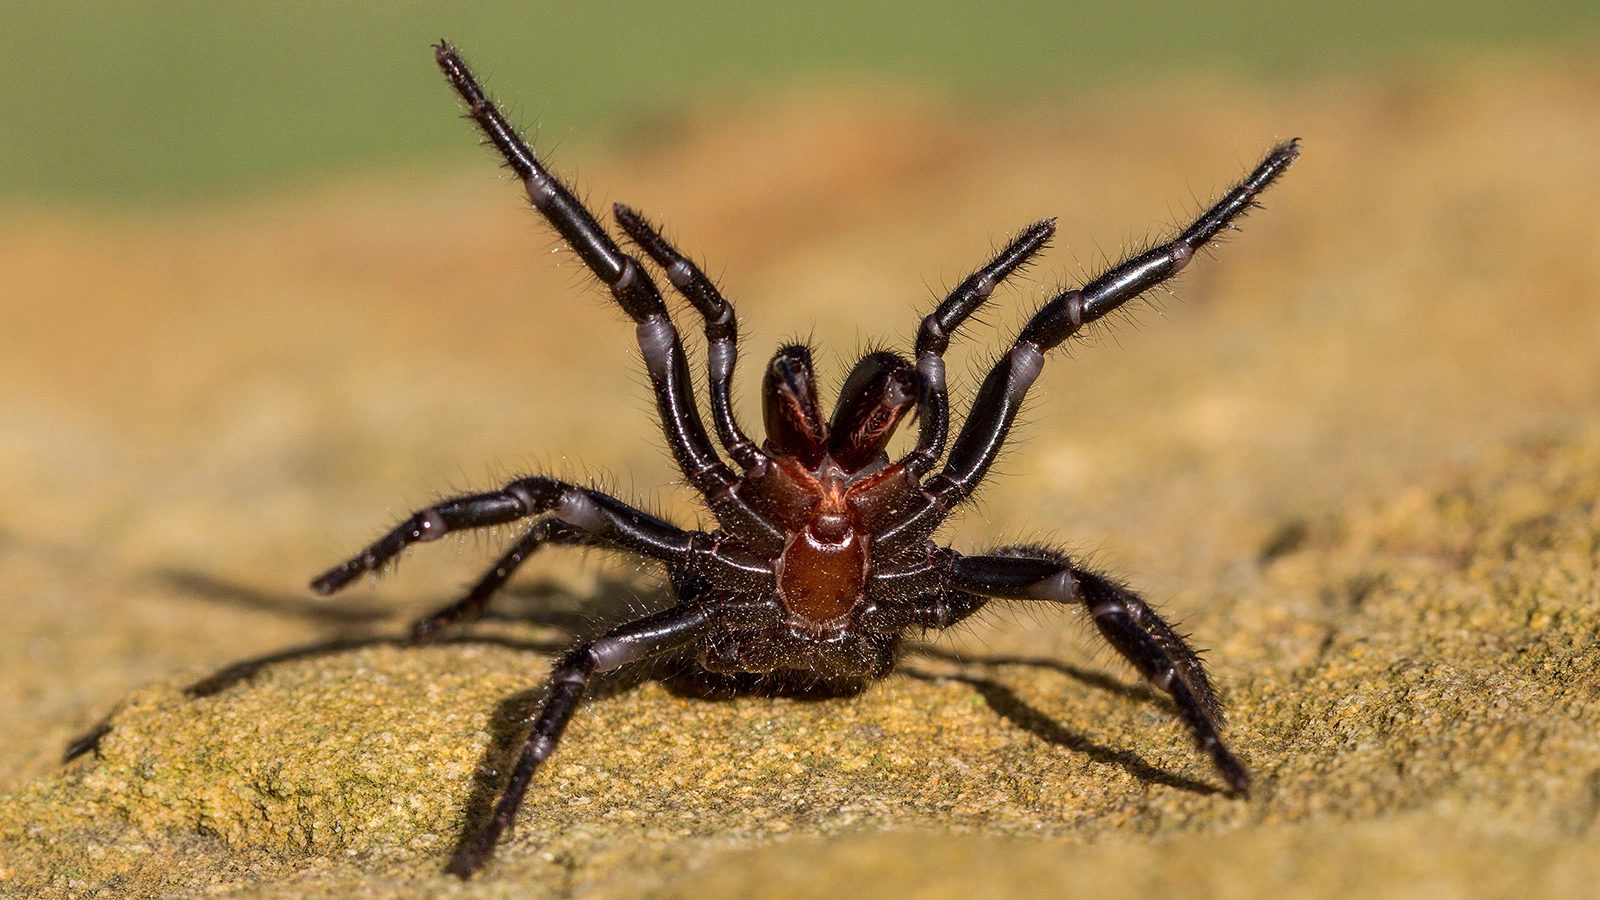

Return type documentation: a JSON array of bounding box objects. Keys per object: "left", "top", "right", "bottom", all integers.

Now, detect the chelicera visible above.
[{"left": 312, "top": 42, "right": 1299, "bottom": 876}]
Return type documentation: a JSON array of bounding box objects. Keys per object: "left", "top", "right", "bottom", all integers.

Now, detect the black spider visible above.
[{"left": 312, "top": 42, "right": 1299, "bottom": 877}]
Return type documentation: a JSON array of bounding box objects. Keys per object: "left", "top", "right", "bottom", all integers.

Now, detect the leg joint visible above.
[
  {"left": 552, "top": 648, "right": 598, "bottom": 682},
  {"left": 555, "top": 490, "right": 611, "bottom": 535}
]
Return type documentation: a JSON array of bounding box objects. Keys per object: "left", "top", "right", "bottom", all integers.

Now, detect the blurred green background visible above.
[{"left": 2, "top": 1, "right": 1596, "bottom": 206}]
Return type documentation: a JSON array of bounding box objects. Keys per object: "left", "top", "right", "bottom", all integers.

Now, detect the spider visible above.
[{"left": 311, "top": 42, "right": 1298, "bottom": 877}]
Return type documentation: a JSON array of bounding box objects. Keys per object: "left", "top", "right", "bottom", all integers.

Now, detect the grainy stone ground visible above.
[{"left": 3, "top": 52, "right": 1599, "bottom": 898}]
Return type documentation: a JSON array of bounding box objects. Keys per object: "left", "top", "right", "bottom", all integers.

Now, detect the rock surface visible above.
[{"left": 3, "top": 55, "right": 1599, "bottom": 898}]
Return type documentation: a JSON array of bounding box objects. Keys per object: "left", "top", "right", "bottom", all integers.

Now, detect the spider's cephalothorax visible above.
[{"left": 312, "top": 42, "right": 1299, "bottom": 877}]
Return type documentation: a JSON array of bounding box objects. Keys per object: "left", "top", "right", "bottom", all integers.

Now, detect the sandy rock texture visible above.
[{"left": 3, "top": 53, "right": 1599, "bottom": 897}]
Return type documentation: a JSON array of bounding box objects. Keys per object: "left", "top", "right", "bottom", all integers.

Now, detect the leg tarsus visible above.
[
  {"left": 447, "top": 603, "right": 709, "bottom": 877},
  {"left": 310, "top": 485, "right": 531, "bottom": 595},
  {"left": 1073, "top": 569, "right": 1248, "bottom": 795}
]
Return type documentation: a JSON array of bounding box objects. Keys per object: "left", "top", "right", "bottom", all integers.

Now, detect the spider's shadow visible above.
[
  {"left": 61, "top": 569, "right": 601, "bottom": 762},
  {"left": 70, "top": 570, "right": 1222, "bottom": 867},
  {"left": 902, "top": 645, "right": 1221, "bottom": 796}
]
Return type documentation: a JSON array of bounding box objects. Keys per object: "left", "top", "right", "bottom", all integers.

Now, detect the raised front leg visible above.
[
  {"left": 949, "top": 547, "right": 1248, "bottom": 795},
  {"left": 939, "top": 140, "right": 1299, "bottom": 504},
  {"left": 899, "top": 219, "right": 1056, "bottom": 478},
  {"left": 879, "top": 141, "right": 1299, "bottom": 553},
  {"left": 434, "top": 43, "right": 769, "bottom": 541},
  {"left": 613, "top": 204, "right": 765, "bottom": 472}
]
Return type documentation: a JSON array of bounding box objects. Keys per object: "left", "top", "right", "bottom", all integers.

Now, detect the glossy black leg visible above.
[
  {"left": 941, "top": 140, "right": 1299, "bottom": 499},
  {"left": 433, "top": 43, "right": 743, "bottom": 508},
  {"left": 899, "top": 219, "right": 1056, "bottom": 477},
  {"left": 880, "top": 141, "right": 1299, "bottom": 551},
  {"left": 949, "top": 547, "right": 1247, "bottom": 795},
  {"left": 310, "top": 475, "right": 771, "bottom": 597},
  {"left": 858, "top": 588, "right": 989, "bottom": 632},
  {"left": 449, "top": 603, "right": 710, "bottom": 877},
  {"left": 613, "top": 204, "right": 765, "bottom": 472},
  {"left": 411, "top": 518, "right": 600, "bottom": 642}
]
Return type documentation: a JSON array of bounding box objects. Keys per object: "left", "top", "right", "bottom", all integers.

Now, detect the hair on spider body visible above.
[{"left": 309, "top": 41, "right": 1299, "bottom": 877}]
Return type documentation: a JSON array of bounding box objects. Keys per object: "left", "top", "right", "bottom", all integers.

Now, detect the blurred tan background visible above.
[{"left": 3, "top": 4, "right": 1600, "bottom": 897}]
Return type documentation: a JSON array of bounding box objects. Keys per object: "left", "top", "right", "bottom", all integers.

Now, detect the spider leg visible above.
[
  {"left": 880, "top": 140, "right": 1300, "bottom": 551},
  {"left": 411, "top": 518, "right": 602, "bottom": 642},
  {"left": 309, "top": 476, "right": 770, "bottom": 596},
  {"left": 859, "top": 587, "right": 989, "bottom": 631},
  {"left": 449, "top": 602, "right": 710, "bottom": 877},
  {"left": 949, "top": 547, "right": 1248, "bottom": 795},
  {"left": 613, "top": 204, "right": 765, "bottom": 472},
  {"left": 434, "top": 43, "right": 777, "bottom": 544},
  {"left": 899, "top": 219, "right": 1056, "bottom": 477}
]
